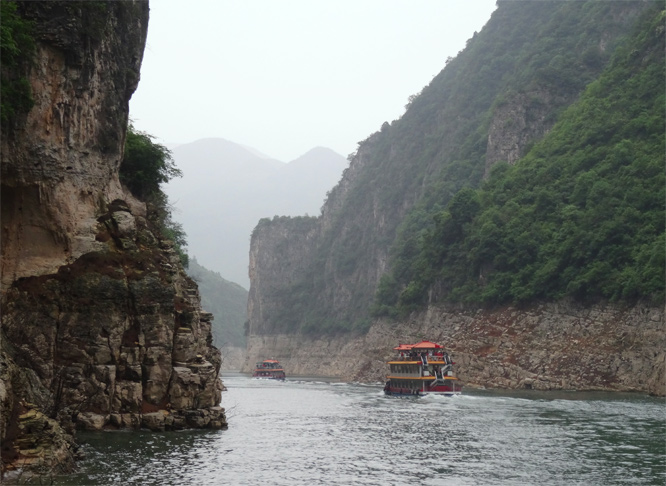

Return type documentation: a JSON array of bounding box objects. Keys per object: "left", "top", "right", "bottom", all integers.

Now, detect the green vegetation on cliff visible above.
[
  {"left": 376, "top": 5, "right": 665, "bottom": 315},
  {"left": 120, "top": 124, "right": 181, "bottom": 199},
  {"left": 120, "top": 124, "right": 188, "bottom": 266},
  {"left": 250, "top": 1, "right": 663, "bottom": 337},
  {"left": 0, "top": 1, "right": 35, "bottom": 130}
]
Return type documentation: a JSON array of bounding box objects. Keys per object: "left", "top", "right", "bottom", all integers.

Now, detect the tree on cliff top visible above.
[
  {"left": 120, "top": 124, "right": 181, "bottom": 199},
  {"left": 120, "top": 124, "right": 188, "bottom": 266}
]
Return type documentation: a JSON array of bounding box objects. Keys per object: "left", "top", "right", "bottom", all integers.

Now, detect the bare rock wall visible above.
[
  {"left": 244, "top": 301, "right": 665, "bottom": 396},
  {"left": 1, "top": 2, "right": 147, "bottom": 289}
]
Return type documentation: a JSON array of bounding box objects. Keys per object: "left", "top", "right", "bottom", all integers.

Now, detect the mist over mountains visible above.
[{"left": 164, "top": 138, "right": 347, "bottom": 288}]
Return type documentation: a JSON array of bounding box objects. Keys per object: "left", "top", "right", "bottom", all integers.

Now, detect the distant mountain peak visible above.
[
  {"left": 287, "top": 146, "right": 348, "bottom": 167},
  {"left": 239, "top": 143, "right": 277, "bottom": 161},
  {"left": 164, "top": 138, "right": 347, "bottom": 287}
]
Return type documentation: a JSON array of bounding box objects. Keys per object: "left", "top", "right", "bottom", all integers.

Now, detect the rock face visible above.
[
  {"left": 484, "top": 90, "right": 556, "bottom": 177},
  {"left": 1, "top": 2, "right": 148, "bottom": 289},
  {"left": 247, "top": 216, "right": 320, "bottom": 335},
  {"left": 2, "top": 219, "right": 225, "bottom": 426},
  {"left": 1, "top": 2, "right": 226, "bottom": 477},
  {"left": 245, "top": 301, "right": 665, "bottom": 396}
]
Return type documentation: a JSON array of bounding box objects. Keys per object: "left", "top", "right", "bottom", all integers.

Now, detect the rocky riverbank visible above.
[{"left": 243, "top": 301, "right": 665, "bottom": 396}]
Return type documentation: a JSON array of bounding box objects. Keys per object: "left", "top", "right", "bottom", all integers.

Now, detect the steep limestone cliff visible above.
[
  {"left": 1, "top": 2, "right": 225, "bottom": 477},
  {"left": 248, "top": 216, "right": 320, "bottom": 335},
  {"left": 2, "top": 1, "right": 147, "bottom": 289}
]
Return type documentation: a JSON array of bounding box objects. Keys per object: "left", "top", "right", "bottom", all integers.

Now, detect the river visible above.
[{"left": 27, "top": 374, "right": 666, "bottom": 485}]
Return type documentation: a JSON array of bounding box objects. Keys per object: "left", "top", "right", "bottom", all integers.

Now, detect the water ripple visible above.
[{"left": 26, "top": 375, "right": 665, "bottom": 486}]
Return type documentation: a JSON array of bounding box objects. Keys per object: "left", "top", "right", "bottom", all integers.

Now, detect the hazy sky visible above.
[{"left": 129, "top": 0, "right": 497, "bottom": 162}]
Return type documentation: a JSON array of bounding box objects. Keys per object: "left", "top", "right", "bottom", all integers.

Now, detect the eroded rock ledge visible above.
[{"left": 1, "top": 202, "right": 227, "bottom": 477}]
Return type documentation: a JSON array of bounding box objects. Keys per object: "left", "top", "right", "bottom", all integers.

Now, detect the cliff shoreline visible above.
[{"left": 243, "top": 301, "right": 665, "bottom": 397}]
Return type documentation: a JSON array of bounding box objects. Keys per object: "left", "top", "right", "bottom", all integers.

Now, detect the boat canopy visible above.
[
  {"left": 393, "top": 341, "right": 444, "bottom": 351},
  {"left": 410, "top": 341, "right": 443, "bottom": 349}
]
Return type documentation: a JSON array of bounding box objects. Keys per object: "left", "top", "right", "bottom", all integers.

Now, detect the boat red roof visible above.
[
  {"left": 394, "top": 341, "right": 443, "bottom": 350},
  {"left": 410, "top": 340, "right": 443, "bottom": 349}
]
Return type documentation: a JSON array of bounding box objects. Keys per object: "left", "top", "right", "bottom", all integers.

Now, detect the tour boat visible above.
[
  {"left": 252, "top": 359, "right": 286, "bottom": 380},
  {"left": 384, "top": 340, "right": 462, "bottom": 396}
]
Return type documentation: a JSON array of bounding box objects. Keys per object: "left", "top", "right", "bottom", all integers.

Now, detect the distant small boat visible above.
[
  {"left": 252, "top": 359, "right": 286, "bottom": 380},
  {"left": 384, "top": 341, "right": 462, "bottom": 396}
]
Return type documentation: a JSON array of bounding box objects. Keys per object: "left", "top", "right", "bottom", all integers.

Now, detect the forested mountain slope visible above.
[
  {"left": 248, "top": 0, "right": 663, "bottom": 338},
  {"left": 378, "top": 2, "right": 665, "bottom": 315}
]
